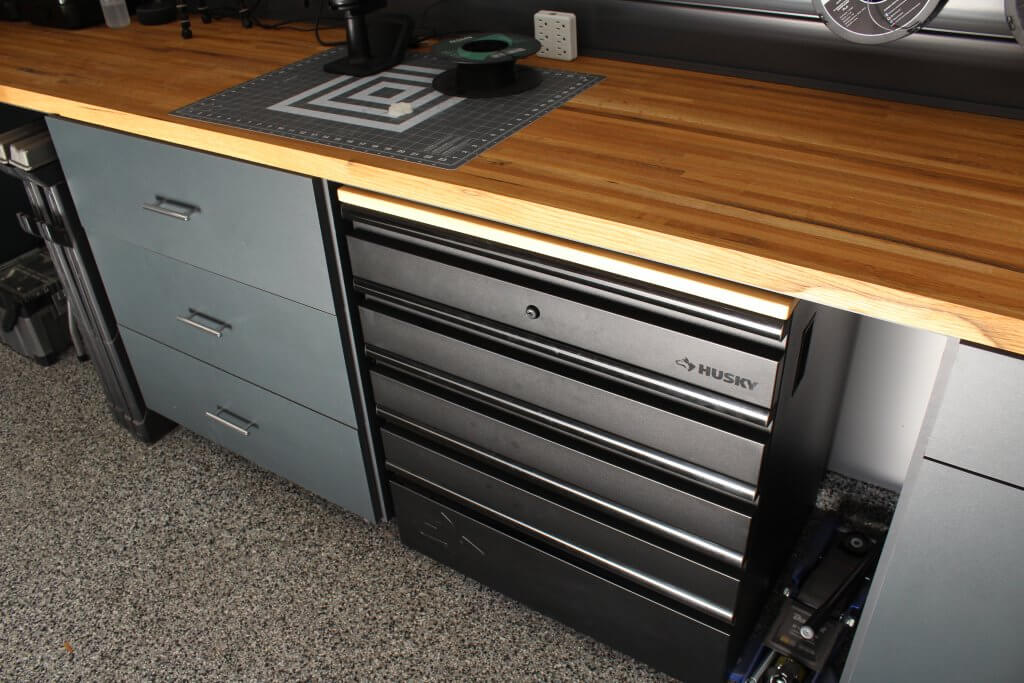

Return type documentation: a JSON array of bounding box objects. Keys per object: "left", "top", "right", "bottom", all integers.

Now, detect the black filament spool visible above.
[
  {"left": 432, "top": 34, "right": 543, "bottom": 98},
  {"left": 433, "top": 61, "right": 542, "bottom": 98}
]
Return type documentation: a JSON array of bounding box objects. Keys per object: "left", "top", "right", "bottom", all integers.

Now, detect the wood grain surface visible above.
[{"left": 2, "top": 22, "right": 1023, "bottom": 353}]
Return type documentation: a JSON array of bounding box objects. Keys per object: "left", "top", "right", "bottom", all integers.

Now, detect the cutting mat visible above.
[{"left": 173, "top": 50, "right": 603, "bottom": 170}]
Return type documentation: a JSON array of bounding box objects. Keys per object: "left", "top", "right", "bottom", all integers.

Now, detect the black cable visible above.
[
  {"left": 313, "top": 0, "right": 348, "bottom": 46},
  {"left": 414, "top": 0, "right": 486, "bottom": 43},
  {"left": 253, "top": 16, "right": 340, "bottom": 31},
  {"left": 413, "top": 0, "right": 450, "bottom": 42},
  {"left": 235, "top": 0, "right": 345, "bottom": 36}
]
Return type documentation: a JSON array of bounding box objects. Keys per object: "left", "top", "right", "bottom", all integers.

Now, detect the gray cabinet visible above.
[
  {"left": 47, "top": 118, "right": 377, "bottom": 521},
  {"left": 843, "top": 460, "right": 1024, "bottom": 683},
  {"left": 923, "top": 344, "right": 1024, "bottom": 488},
  {"left": 844, "top": 343, "right": 1024, "bottom": 682}
]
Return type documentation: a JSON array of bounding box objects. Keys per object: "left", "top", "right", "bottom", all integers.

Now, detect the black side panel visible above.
[
  {"left": 391, "top": 482, "right": 733, "bottom": 683},
  {"left": 315, "top": 179, "right": 388, "bottom": 520},
  {"left": 735, "top": 301, "right": 858, "bottom": 637}
]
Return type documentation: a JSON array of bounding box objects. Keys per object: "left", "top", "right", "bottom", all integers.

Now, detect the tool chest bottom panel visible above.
[
  {"left": 382, "top": 427, "right": 740, "bottom": 621},
  {"left": 391, "top": 483, "right": 735, "bottom": 683}
]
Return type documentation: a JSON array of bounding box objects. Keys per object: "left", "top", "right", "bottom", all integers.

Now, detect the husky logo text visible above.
[{"left": 675, "top": 357, "right": 759, "bottom": 391}]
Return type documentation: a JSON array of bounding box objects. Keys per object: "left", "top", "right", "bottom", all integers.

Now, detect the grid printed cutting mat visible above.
[{"left": 173, "top": 50, "right": 603, "bottom": 170}]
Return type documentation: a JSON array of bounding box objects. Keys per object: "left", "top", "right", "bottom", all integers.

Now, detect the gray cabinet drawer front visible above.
[
  {"left": 349, "top": 235, "right": 781, "bottom": 408},
  {"left": 372, "top": 371, "right": 751, "bottom": 565},
  {"left": 382, "top": 429, "right": 740, "bottom": 622},
  {"left": 46, "top": 118, "right": 334, "bottom": 313},
  {"left": 361, "top": 307, "right": 765, "bottom": 495},
  {"left": 91, "top": 236, "right": 354, "bottom": 426},
  {"left": 392, "top": 483, "right": 733, "bottom": 683},
  {"left": 925, "top": 344, "right": 1024, "bottom": 488},
  {"left": 121, "top": 327, "right": 375, "bottom": 520}
]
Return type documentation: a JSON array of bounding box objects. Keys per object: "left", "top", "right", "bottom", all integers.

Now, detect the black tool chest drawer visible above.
[
  {"left": 339, "top": 200, "right": 856, "bottom": 682},
  {"left": 372, "top": 369, "right": 752, "bottom": 565},
  {"left": 349, "top": 234, "right": 783, "bottom": 408},
  {"left": 363, "top": 308, "right": 768, "bottom": 497}
]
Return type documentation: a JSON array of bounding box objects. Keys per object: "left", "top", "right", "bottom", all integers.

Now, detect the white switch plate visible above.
[{"left": 534, "top": 10, "right": 578, "bottom": 61}]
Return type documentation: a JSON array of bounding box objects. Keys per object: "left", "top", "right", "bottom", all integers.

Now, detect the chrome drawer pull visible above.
[
  {"left": 176, "top": 308, "right": 231, "bottom": 338},
  {"left": 205, "top": 406, "right": 257, "bottom": 436},
  {"left": 143, "top": 195, "right": 200, "bottom": 221}
]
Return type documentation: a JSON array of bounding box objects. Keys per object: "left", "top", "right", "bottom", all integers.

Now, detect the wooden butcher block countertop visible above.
[{"left": 1, "top": 21, "right": 1022, "bottom": 352}]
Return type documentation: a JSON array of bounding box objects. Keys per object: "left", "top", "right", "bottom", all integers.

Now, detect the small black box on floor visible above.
[{"left": 0, "top": 247, "right": 70, "bottom": 365}]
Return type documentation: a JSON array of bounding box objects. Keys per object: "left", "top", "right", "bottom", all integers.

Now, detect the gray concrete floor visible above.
[{"left": 0, "top": 344, "right": 669, "bottom": 681}]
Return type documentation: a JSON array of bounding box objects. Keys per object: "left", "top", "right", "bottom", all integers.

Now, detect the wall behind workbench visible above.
[
  {"left": 827, "top": 320, "right": 949, "bottom": 491},
  {"left": 375, "top": 0, "right": 1024, "bottom": 116}
]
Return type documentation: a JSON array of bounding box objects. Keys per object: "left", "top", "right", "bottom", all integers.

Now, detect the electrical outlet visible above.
[{"left": 534, "top": 10, "right": 578, "bottom": 61}]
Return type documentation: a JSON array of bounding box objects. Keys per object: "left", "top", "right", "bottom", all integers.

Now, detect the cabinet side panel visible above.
[{"left": 843, "top": 460, "right": 1024, "bottom": 683}]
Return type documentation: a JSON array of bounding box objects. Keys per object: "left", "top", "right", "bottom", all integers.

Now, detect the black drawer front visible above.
[
  {"left": 383, "top": 428, "right": 740, "bottom": 622},
  {"left": 372, "top": 371, "right": 751, "bottom": 566},
  {"left": 349, "top": 234, "right": 783, "bottom": 408},
  {"left": 362, "top": 307, "right": 765, "bottom": 499},
  {"left": 391, "top": 483, "right": 734, "bottom": 683}
]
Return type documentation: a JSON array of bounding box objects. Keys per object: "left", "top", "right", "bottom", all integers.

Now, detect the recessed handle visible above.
[
  {"left": 176, "top": 308, "right": 230, "bottom": 338},
  {"left": 205, "top": 406, "right": 257, "bottom": 436},
  {"left": 143, "top": 195, "right": 200, "bottom": 221}
]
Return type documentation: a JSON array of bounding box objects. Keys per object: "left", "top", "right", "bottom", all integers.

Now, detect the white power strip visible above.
[{"left": 534, "top": 10, "right": 578, "bottom": 61}]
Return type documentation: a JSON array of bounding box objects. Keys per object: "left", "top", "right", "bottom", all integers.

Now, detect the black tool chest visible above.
[{"left": 338, "top": 203, "right": 857, "bottom": 682}]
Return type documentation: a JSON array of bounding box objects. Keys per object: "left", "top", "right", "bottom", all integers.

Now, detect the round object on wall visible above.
[
  {"left": 813, "top": 0, "right": 947, "bottom": 45},
  {"left": 1009, "top": 0, "right": 1024, "bottom": 48}
]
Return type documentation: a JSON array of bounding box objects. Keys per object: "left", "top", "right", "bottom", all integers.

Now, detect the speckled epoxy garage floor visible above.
[{"left": 0, "top": 345, "right": 671, "bottom": 681}]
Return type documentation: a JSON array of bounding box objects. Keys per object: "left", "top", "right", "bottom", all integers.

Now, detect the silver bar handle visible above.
[
  {"left": 143, "top": 195, "right": 200, "bottom": 221},
  {"left": 205, "top": 407, "right": 257, "bottom": 437},
  {"left": 176, "top": 308, "right": 230, "bottom": 338}
]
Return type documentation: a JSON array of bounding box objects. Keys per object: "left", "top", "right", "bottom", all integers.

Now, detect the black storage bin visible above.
[{"left": 0, "top": 247, "right": 69, "bottom": 364}]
